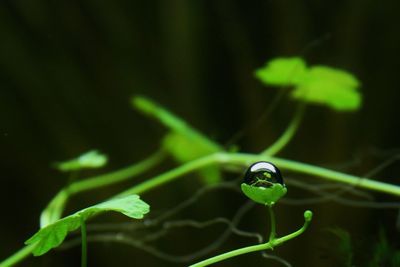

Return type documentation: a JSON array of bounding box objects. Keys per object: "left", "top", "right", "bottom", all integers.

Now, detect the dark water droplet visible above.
[{"left": 243, "top": 161, "right": 284, "bottom": 187}]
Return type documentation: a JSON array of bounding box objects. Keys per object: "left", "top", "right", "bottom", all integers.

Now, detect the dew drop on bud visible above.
[{"left": 243, "top": 161, "right": 284, "bottom": 188}]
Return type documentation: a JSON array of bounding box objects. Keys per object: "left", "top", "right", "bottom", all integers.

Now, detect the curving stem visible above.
[{"left": 189, "top": 210, "right": 313, "bottom": 267}]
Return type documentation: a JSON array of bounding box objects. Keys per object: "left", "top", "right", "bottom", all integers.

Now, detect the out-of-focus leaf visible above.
[
  {"left": 328, "top": 227, "right": 353, "bottom": 267},
  {"left": 291, "top": 66, "right": 361, "bottom": 111},
  {"left": 163, "top": 132, "right": 221, "bottom": 184},
  {"left": 255, "top": 57, "right": 362, "bottom": 112},
  {"left": 132, "top": 96, "right": 223, "bottom": 184},
  {"left": 369, "top": 228, "right": 400, "bottom": 267},
  {"left": 55, "top": 150, "right": 108, "bottom": 172},
  {"left": 255, "top": 57, "right": 307, "bottom": 86},
  {"left": 25, "top": 195, "right": 149, "bottom": 256}
]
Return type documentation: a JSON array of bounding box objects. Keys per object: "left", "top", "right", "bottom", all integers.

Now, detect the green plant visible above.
[
  {"left": 327, "top": 227, "right": 400, "bottom": 267},
  {"left": 1, "top": 56, "right": 400, "bottom": 267},
  {"left": 369, "top": 229, "right": 400, "bottom": 267},
  {"left": 327, "top": 227, "right": 353, "bottom": 267},
  {"left": 189, "top": 161, "right": 312, "bottom": 266}
]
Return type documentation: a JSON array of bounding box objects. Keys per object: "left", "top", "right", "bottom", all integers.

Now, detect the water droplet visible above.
[{"left": 244, "top": 161, "right": 284, "bottom": 187}]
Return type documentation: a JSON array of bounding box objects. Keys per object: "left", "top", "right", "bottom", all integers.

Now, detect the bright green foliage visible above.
[
  {"left": 55, "top": 150, "right": 108, "bottom": 172},
  {"left": 25, "top": 195, "right": 149, "bottom": 256},
  {"left": 241, "top": 183, "right": 287, "bottom": 206},
  {"left": 163, "top": 132, "right": 221, "bottom": 184},
  {"left": 255, "top": 57, "right": 362, "bottom": 111},
  {"left": 132, "top": 96, "right": 222, "bottom": 184},
  {"left": 292, "top": 66, "right": 361, "bottom": 111},
  {"left": 255, "top": 57, "right": 307, "bottom": 86}
]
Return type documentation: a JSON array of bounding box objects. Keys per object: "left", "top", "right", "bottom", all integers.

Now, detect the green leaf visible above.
[
  {"left": 241, "top": 183, "right": 287, "bottom": 206},
  {"left": 328, "top": 227, "right": 353, "bottom": 267},
  {"left": 163, "top": 132, "right": 221, "bottom": 184},
  {"left": 369, "top": 228, "right": 400, "bottom": 267},
  {"left": 291, "top": 66, "right": 361, "bottom": 111},
  {"left": 255, "top": 57, "right": 307, "bottom": 86},
  {"left": 131, "top": 96, "right": 221, "bottom": 151},
  {"left": 256, "top": 57, "right": 362, "bottom": 112},
  {"left": 25, "top": 195, "right": 150, "bottom": 256},
  {"left": 55, "top": 150, "right": 108, "bottom": 172},
  {"left": 132, "top": 96, "right": 223, "bottom": 184}
]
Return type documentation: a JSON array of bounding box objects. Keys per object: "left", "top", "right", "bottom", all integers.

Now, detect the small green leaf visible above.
[
  {"left": 55, "top": 150, "right": 108, "bottom": 172},
  {"left": 255, "top": 57, "right": 307, "bottom": 86},
  {"left": 25, "top": 195, "right": 149, "bottom": 256},
  {"left": 291, "top": 66, "right": 361, "bottom": 111},
  {"left": 241, "top": 183, "right": 287, "bottom": 206}
]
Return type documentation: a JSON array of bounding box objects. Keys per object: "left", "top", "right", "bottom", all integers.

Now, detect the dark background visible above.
[{"left": 1, "top": 1, "right": 400, "bottom": 266}]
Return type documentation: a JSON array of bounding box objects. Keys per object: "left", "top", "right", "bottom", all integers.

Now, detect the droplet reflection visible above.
[{"left": 243, "top": 161, "right": 284, "bottom": 188}]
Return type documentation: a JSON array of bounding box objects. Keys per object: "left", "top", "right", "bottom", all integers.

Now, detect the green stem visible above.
[
  {"left": 80, "top": 217, "right": 87, "bottom": 267},
  {"left": 189, "top": 210, "right": 313, "bottom": 267},
  {"left": 0, "top": 151, "right": 165, "bottom": 267},
  {"left": 40, "top": 190, "right": 69, "bottom": 227},
  {"left": 40, "top": 150, "right": 165, "bottom": 226},
  {"left": 3, "top": 149, "right": 400, "bottom": 267},
  {"left": 121, "top": 151, "right": 400, "bottom": 198},
  {"left": 117, "top": 153, "right": 222, "bottom": 196},
  {"left": 274, "top": 210, "right": 313, "bottom": 245},
  {"left": 68, "top": 150, "right": 165, "bottom": 195},
  {"left": 0, "top": 244, "right": 37, "bottom": 267},
  {"left": 227, "top": 153, "right": 400, "bottom": 197},
  {"left": 268, "top": 206, "right": 276, "bottom": 241},
  {"left": 189, "top": 242, "right": 273, "bottom": 267},
  {"left": 262, "top": 104, "right": 305, "bottom": 156}
]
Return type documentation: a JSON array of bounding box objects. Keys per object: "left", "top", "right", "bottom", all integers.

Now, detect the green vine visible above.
[{"left": 1, "top": 57, "right": 398, "bottom": 267}]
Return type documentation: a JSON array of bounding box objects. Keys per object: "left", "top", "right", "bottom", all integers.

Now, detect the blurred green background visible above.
[{"left": 1, "top": 1, "right": 400, "bottom": 266}]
